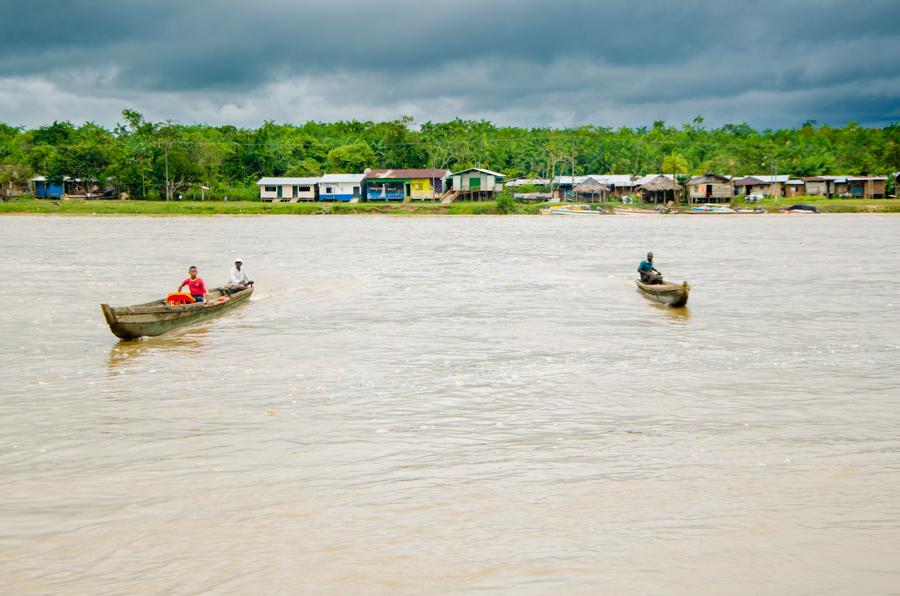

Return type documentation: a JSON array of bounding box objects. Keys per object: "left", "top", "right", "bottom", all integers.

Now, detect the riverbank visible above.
[
  {"left": 1, "top": 197, "right": 899, "bottom": 215},
  {"left": 0, "top": 198, "right": 527, "bottom": 216}
]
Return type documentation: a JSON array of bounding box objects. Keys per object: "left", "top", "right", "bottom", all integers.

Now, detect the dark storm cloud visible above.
[{"left": 1, "top": 0, "right": 898, "bottom": 127}]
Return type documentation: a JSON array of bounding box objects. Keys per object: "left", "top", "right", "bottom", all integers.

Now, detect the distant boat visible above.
[
  {"left": 636, "top": 280, "right": 690, "bottom": 307},
  {"left": 101, "top": 286, "right": 253, "bottom": 340},
  {"left": 691, "top": 204, "right": 735, "bottom": 213},
  {"left": 614, "top": 207, "right": 662, "bottom": 215},
  {"left": 780, "top": 204, "right": 820, "bottom": 214},
  {"left": 540, "top": 204, "right": 603, "bottom": 216}
]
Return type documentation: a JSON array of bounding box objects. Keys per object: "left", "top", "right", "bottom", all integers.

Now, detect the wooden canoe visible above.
[
  {"left": 101, "top": 286, "right": 253, "bottom": 340},
  {"left": 636, "top": 280, "right": 690, "bottom": 307}
]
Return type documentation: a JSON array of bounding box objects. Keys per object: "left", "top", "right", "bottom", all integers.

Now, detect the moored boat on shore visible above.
[
  {"left": 539, "top": 204, "right": 603, "bottom": 216},
  {"left": 614, "top": 207, "right": 662, "bottom": 215},
  {"left": 691, "top": 204, "right": 735, "bottom": 213},
  {"left": 101, "top": 286, "right": 253, "bottom": 340},
  {"left": 636, "top": 280, "right": 690, "bottom": 307}
]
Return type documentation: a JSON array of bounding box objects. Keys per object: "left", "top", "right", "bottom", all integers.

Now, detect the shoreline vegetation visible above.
[
  {"left": 2, "top": 196, "right": 900, "bottom": 215},
  {"left": 1, "top": 113, "right": 898, "bottom": 208}
]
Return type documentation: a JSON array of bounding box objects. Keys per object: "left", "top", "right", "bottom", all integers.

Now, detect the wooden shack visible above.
[
  {"left": 639, "top": 175, "right": 682, "bottom": 204},
  {"left": 573, "top": 179, "right": 609, "bottom": 202},
  {"left": 847, "top": 176, "right": 886, "bottom": 198},
  {"left": 686, "top": 174, "right": 732, "bottom": 203},
  {"left": 802, "top": 177, "right": 832, "bottom": 196},
  {"left": 445, "top": 168, "right": 505, "bottom": 201}
]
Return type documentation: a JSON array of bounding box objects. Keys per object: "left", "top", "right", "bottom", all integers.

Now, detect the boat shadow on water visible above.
[
  {"left": 639, "top": 296, "right": 692, "bottom": 321},
  {"left": 106, "top": 327, "right": 211, "bottom": 370}
]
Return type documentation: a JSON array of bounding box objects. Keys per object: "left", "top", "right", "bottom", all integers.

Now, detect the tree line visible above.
[{"left": 1, "top": 111, "right": 898, "bottom": 199}]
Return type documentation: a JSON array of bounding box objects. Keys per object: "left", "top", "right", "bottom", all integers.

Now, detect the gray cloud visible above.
[{"left": 0, "top": 0, "right": 898, "bottom": 128}]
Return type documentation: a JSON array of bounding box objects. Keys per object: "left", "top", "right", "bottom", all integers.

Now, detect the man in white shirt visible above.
[{"left": 227, "top": 258, "right": 253, "bottom": 289}]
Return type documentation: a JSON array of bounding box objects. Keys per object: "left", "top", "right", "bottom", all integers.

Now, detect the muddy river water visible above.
[{"left": 1, "top": 215, "right": 899, "bottom": 594}]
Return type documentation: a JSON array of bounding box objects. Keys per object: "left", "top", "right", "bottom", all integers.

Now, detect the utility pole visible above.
[
  {"left": 571, "top": 138, "right": 576, "bottom": 202},
  {"left": 771, "top": 158, "right": 778, "bottom": 204},
  {"left": 164, "top": 143, "right": 170, "bottom": 201}
]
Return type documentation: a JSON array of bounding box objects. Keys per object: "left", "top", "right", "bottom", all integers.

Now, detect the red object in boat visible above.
[{"left": 166, "top": 292, "right": 196, "bottom": 306}]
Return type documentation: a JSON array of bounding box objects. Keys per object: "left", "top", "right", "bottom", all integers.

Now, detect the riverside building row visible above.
[
  {"left": 256, "top": 170, "right": 889, "bottom": 204},
  {"left": 257, "top": 168, "right": 505, "bottom": 202}
]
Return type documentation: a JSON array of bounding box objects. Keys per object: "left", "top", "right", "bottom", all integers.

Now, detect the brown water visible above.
[{"left": 1, "top": 215, "right": 899, "bottom": 594}]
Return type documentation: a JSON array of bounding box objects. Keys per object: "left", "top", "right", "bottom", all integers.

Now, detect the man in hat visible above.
[
  {"left": 227, "top": 258, "right": 253, "bottom": 290},
  {"left": 638, "top": 252, "right": 663, "bottom": 284}
]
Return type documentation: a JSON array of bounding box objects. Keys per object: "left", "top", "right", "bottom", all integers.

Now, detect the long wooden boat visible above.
[
  {"left": 101, "top": 286, "right": 253, "bottom": 340},
  {"left": 614, "top": 207, "right": 661, "bottom": 215},
  {"left": 540, "top": 204, "right": 603, "bottom": 216},
  {"left": 635, "top": 280, "right": 690, "bottom": 307}
]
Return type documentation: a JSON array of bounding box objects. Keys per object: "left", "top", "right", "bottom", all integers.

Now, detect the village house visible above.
[
  {"left": 785, "top": 179, "right": 805, "bottom": 197},
  {"left": 733, "top": 175, "right": 789, "bottom": 197},
  {"left": 552, "top": 174, "right": 679, "bottom": 200},
  {"left": 845, "top": 176, "right": 887, "bottom": 198},
  {"left": 686, "top": 174, "right": 733, "bottom": 203},
  {"left": 29, "top": 176, "right": 104, "bottom": 198},
  {"left": 573, "top": 179, "right": 609, "bottom": 202},
  {"left": 639, "top": 174, "right": 683, "bottom": 204},
  {"left": 801, "top": 176, "right": 833, "bottom": 196},
  {"left": 445, "top": 167, "right": 505, "bottom": 200},
  {"left": 256, "top": 177, "right": 320, "bottom": 201},
  {"left": 318, "top": 173, "right": 365, "bottom": 202},
  {"left": 364, "top": 169, "right": 449, "bottom": 201}
]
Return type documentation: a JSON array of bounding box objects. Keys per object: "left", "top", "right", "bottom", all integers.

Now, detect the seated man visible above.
[
  {"left": 638, "top": 252, "right": 663, "bottom": 284},
  {"left": 178, "top": 265, "right": 208, "bottom": 303},
  {"left": 227, "top": 258, "right": 253, "bottom": 289}
]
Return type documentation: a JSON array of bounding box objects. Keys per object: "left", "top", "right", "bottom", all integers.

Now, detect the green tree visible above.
[{"left": 326, "top": 142, "right": 376, "bottom": 172}]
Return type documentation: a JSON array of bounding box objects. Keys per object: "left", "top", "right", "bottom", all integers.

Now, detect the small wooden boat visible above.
[
  {"left": 691, "top": 204, "right": 735, "bottom": 213},
  {"left": 636, "top": 280, "right": 690, "bottom": 307},
  {"left": 614, "top": 207, "right": 661, "bottom": 215},
  {"left": 540, "top": 204, "right": 603, "bottom": 216},
  {"left": 101, "top": 286, "right": 253, "bottom": 340}
]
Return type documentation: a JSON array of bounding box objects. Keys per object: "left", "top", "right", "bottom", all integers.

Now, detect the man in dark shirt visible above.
[{"left": 638, "top": 252, "right": 663, "bottom": 284}]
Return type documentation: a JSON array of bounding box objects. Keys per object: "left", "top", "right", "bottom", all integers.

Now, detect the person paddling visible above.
[
  {"left": 177, "top": 265, "right": 208, "bottom": 303},
  {"left": 638, "top": 252, "right": 663, "bottom": 284},
  {"left": 227, "top": 257, "right": 253, "bottom": 289}
]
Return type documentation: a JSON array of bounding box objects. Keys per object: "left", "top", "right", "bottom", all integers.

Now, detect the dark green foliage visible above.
[
  {"left": 495, "top": 193, "right": 519, "bottom": 214},
  {"left": 0, "top": 110, "right": 897, "bottom": 199}
]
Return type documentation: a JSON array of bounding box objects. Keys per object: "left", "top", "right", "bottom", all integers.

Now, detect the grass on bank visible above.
[
  {"left": 1, "top": 195, "right": 899, "bottom": 215},
  {"left": 0, "top": 197, "right": 540, "bottom": 216}
]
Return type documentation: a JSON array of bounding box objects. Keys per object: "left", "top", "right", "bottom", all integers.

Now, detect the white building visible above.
[
  {"left": 446, "top": 168, "right": 505, "bottom": 197},
  {"left": 257, "top": 177, "right": 320, "bottom": 201},
  {"left": 318, "top": 174, "right": 365, "bottom": 202}
]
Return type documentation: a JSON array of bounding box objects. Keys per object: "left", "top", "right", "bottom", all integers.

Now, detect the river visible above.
[{"left": 1, "top": 215, "right": 899, "bottom": 594}]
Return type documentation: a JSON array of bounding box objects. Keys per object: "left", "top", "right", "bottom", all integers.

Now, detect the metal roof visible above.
[
  {"left": 741, "top": 175, "right": 790, "bottom": 183},
  {"left": 450, "top": 167, "right": 506, "bottom": 177},
  {"left": 554, "top": 174, "right": 675, "bottom": 187},
  {"left": 686, "top": 174, "right": 731, "bottom": 184},
  {"left": 256, "top": 177, "right": 321, "bottom": 185},
  {"left": 319, "top": 173, "right": 366, "bottom": 183},
  {"left": 505, "top": 178, "right": 550, "bottom": 186},
  {"left": 366, "top": 169, "right": 449, "bottom": 180}
]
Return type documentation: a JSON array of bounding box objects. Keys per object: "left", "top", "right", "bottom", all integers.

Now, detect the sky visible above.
[{"left": 1, "top": 0, "right": 899, "bottom": 130}]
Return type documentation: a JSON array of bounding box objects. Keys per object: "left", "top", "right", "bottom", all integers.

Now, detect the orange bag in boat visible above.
[{"left": 166, "top": 292, "right": 196, "bottom": 306}]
